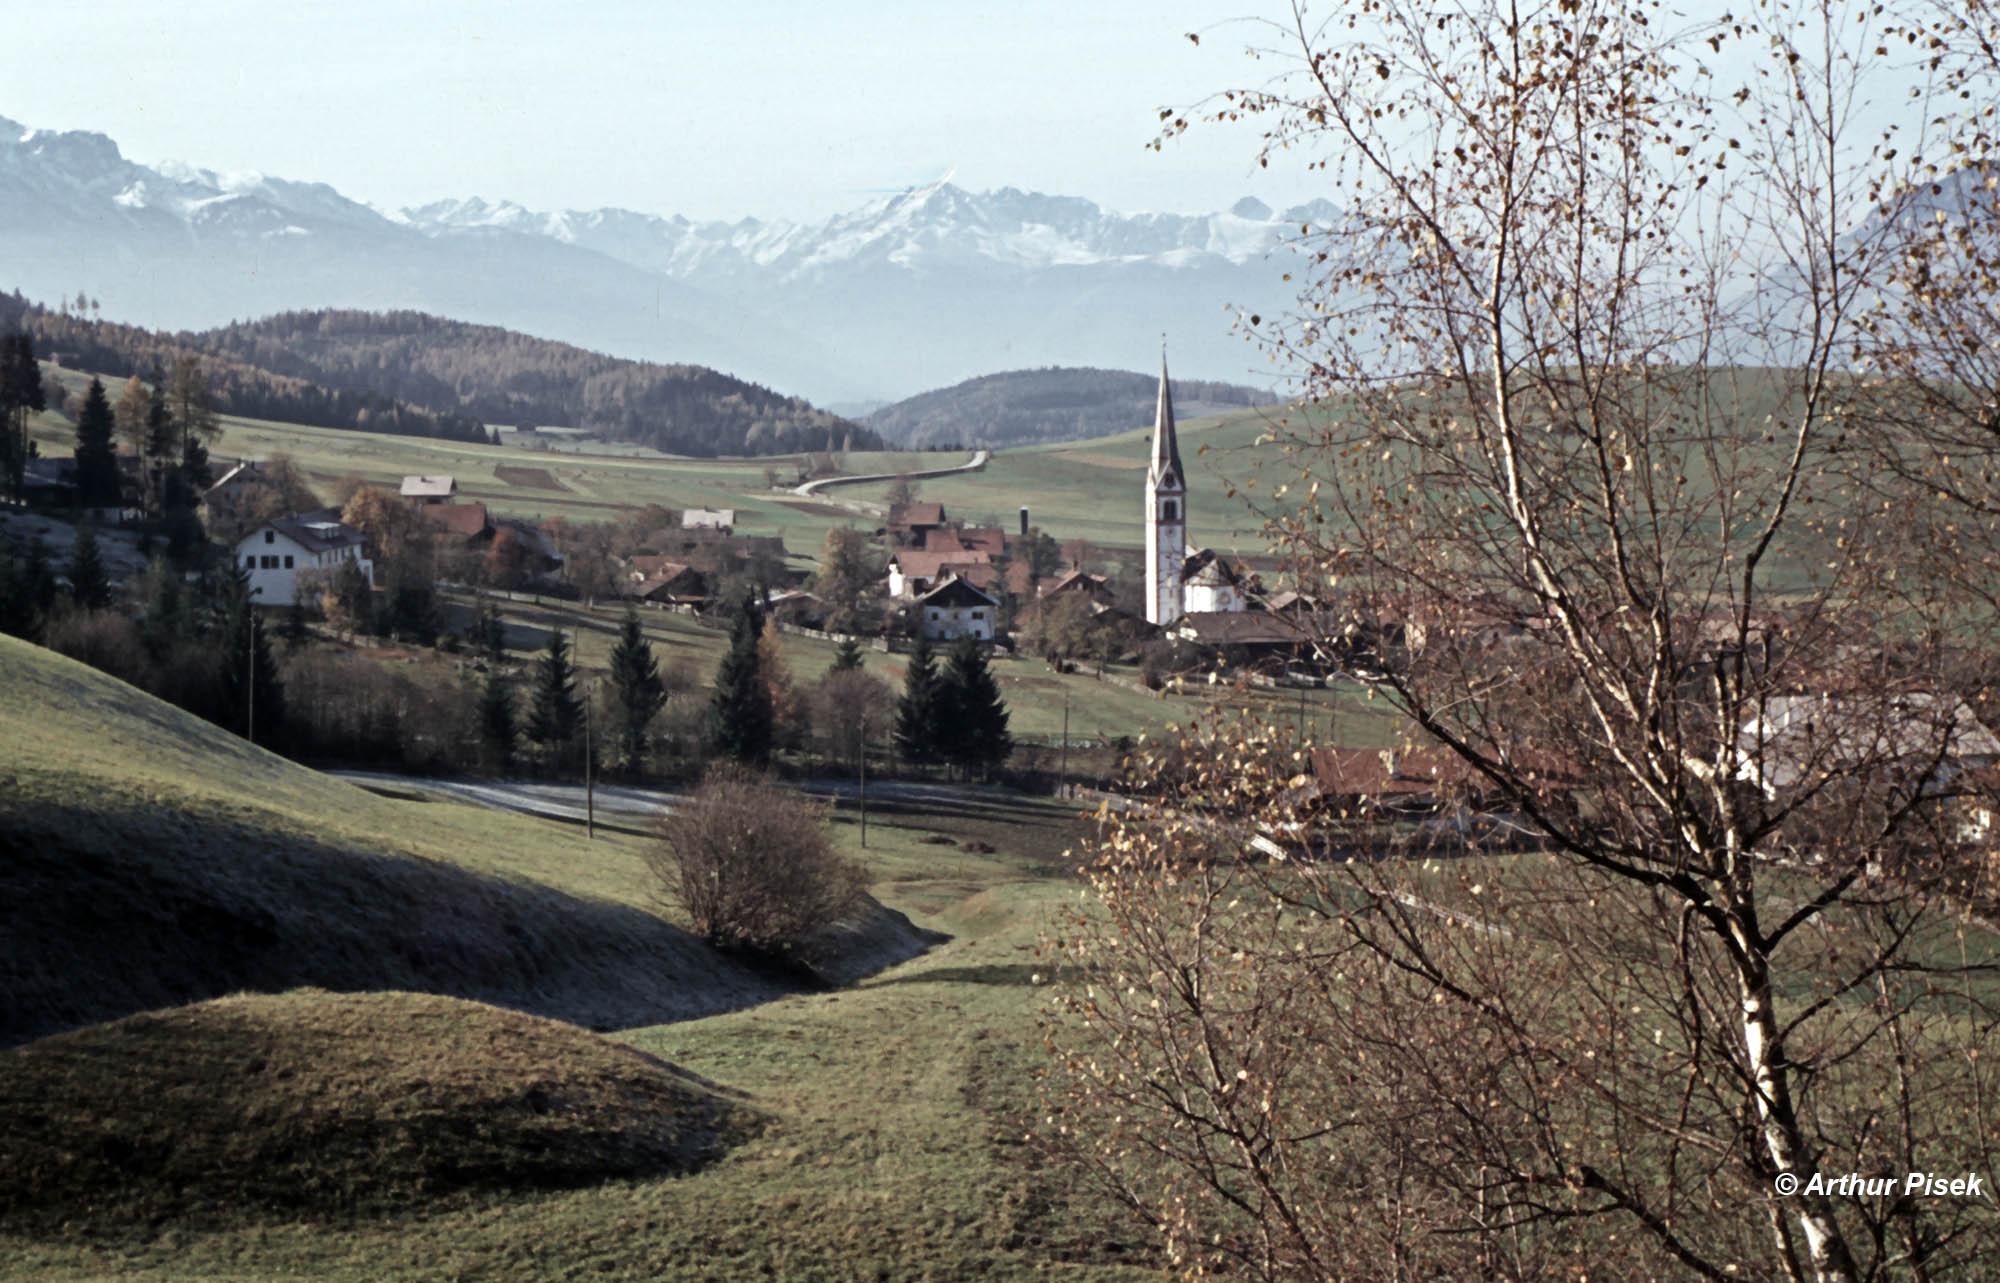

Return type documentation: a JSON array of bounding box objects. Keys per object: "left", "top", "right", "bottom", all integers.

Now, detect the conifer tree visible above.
[
  {"left": 527, "top": 627, "right": 582, "bottom": 754},
  {"left": 0, "top": 333, "right": 46, "bottom": 501},
  {"left": 708, "top": 595, "right": 772, "bottom": 764},
  {"left": 71, "top": 377, "right": 119, "bottom": 508},
  {"left": 608, "top": 609, "right": 667, "bottom": 771},
  {"left": 142, "top": 372, "right": 174, "bottom": 517},
  {"left": 939, "top": 636, "right": 1011, "bottom": 779},
  {"left": 477, "top": 667, "right": 516, "bottom": 772},
  {"left": 68, "top": 524, "right": 109, "bottom": 610},
  {"left": 829, "top": 635, "right": 865, "bottom": 673},
  {"left": 893, "top": 632, "right": 940, "bottom": 765},
  {"left": 0, "top": 537, "right": 56, "bottom": 638}
]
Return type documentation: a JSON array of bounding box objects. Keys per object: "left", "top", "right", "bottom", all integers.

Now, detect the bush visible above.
[{"left": 646, "top": 765, "right": 867, "bottom": 956}]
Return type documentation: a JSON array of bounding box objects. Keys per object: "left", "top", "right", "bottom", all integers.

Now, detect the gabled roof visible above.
[
  {"left": 917, "top": 573, "right": 999, "bottom": 609},
  {"left": 400, "top": 475, "right": 457, "bottom": 499},
  {"left": 890, "top": 548, "right": 994, "bottom": 581},
  {"left": 1039, "top": 569, "right": 1113, "bottom": 601},
  {"left": 1183, "top": 547, "right": 1248, "bottom": 587},
  {"left": 628, "top": 554, "right": 691, "bottom": 580},
  {"left": 888, "top": 501, "right": 947, "bottom": 530},
  {"left": 420, "top": 501, "right": 491, "bottom": 540},
  {"left": 205, "top": 460, "right": 261, "bottom": 494},
  {"left": 256, "top": 514, "right": 366, "bottom": 555},
  {"left": 682, "top": 507, "right": 735, "bottom": 530}
]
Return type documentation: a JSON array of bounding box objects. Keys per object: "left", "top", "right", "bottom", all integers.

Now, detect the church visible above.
[{"left": 1144, "top": 354, "right": 1253, "bottom": 626}]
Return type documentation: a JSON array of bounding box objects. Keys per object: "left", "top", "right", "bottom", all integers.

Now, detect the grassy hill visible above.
[
  {"left": 0, "top": 632, "right": 824, "bottom": 1046},
  {"left": 864, "top": 365, "right": 1278, "bottom": 449},
  {"left": 0, "top": 990, "right": 762, "bottom": 1234}
]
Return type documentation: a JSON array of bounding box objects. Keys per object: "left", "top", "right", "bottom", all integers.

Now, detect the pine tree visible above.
[
  {"left": 608, "top": 609, "right": 667, "bottom": 771},
  {"left": 829, "top": 635, "right": 865, "bottom": 673},
  {"left": 527, "top": 628, "right": 583, "bottom": 754},
  {"left": 894, "top": 632, "right": 940, "bottom": 765},
  {"left": 71, "top": 378, "right": 119, "bottom": 508},
  {"left": 68, "top": 524, "right": 110, "bottom": 610},
  {"left": 1, "top": 333, "right": 46, "bottom": 500},
  {"left": 140, "top": 555, "right": 191, "bottom": 655},
  {"left": 939, "top": 636, "right": 1012, "bottom": 779},
  {"left": 708, "top": 596, "right": 773, "bottom": 764},
  {"left": 477, "top": 668, "right": 516, "bottom": 772},
  {"left": 142, "top": 372, "right": 174, "bottom": 517},
  {"left": 0, "top": 538, "right": 55, "bottom": 638}
]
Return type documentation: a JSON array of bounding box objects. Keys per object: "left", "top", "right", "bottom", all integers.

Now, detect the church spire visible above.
[{"left": 1149, "top": 347, "right": 1184, "bottom": 487}]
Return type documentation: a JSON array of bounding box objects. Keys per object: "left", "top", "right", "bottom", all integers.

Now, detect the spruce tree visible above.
[
  {"left": 940, "top": 636, "right": 1012, "bottom": 779},
  {"left": 0, "top": 538, "right": 55, "bottom": 638},
  {"left": 68, "top": 524, "right": 110, "bottom": 610},
  {"left": 477, "top": 668, "right": 516, "bottom": 772},
  {"left": 608, "top": 609, "right": 667, "bottom": 771},
  {"left": 830, "top": 635, "right": 865, "bottom": 673},
  {"left": 527, "top": 628, "right": 583, "bottom": 754},
  {"left": 0, "top": 333, "right": 45, "bottom": 501},
  {"left": 72, "top": 377, "right": 119, "bottom": 508},
  {"left": 708, "top": 596, "right": 773, "bottom": 764},
  {"left": 894, "top": 632, "right": 940, "bottom": 765},
  {"left": 142, "top": 373, "right": 174, "bottom": 517}
]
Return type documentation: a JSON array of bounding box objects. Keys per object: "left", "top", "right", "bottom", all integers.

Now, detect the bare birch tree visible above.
[{"left": 1047, "top": 3, "right": 2000, "bottom": 1280}]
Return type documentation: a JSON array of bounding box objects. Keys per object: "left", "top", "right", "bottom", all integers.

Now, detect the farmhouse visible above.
[
  {"left": 236, "top": 513, "right": 373, "bottom": 607},
  {"left": 887, "top": 547, "right": 994, "bottom": 598},
  {"left": 915, "top": 574, "right": 999, "bottom": 641},
  {"left": 400, "top": 475, "right": 457, "bottom": 505}
]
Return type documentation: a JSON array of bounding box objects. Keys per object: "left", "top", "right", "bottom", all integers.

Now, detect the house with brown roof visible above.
[
  {"left": 419, "top": 500, "right": 493, "bottom": 546},
  {"left": 886, "top": 502, "right": 949, "bottom": 547},
  {"left": 915, "top": 574, "right": 1000, "bottom": 641},
  {"left": 887, "top": 547, "right": 994, "bottom": 599}
]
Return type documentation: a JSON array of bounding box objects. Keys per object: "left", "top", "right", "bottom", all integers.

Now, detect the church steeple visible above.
[
  {"left": 1145, "top": 347, "right": 1187, "bottom": 626},
  {"left": 1148, "top": 349, "right": 1184, "bottom": 490}
]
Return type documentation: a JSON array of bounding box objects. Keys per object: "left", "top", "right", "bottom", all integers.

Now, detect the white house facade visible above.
[
  {"left": 236, "top": 514, "right": 374, "bottom": 607},
  {"left": 916, "top": 574, "right": 999, "bottom": 641}
]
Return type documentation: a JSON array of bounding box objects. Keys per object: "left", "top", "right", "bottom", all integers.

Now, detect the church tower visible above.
[{"left": 1145, "top": 351, "right": 1187, "bottom": 626}]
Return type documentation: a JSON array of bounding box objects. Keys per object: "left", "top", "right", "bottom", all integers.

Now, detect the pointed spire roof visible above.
[{"left": 1149, "top": 349, "right": 1185, "bottom": 489}]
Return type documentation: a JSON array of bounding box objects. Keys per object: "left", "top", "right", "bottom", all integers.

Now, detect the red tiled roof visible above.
[
  {"left": 420, "top": 501, "right": 490, "bottom": 540},
  {"left": 889, "top": 502, "right": 947, "bottom": 529},
  {"left": 891, "top": 548, "right": 993, "bottom": 581}
]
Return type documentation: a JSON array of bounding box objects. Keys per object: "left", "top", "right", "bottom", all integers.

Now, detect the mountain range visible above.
[{"left": 0, "top": 112, "right": 1324, "bottom": 405}]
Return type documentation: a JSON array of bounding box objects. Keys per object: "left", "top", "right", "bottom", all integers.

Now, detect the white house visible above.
[
  {"left": 400, "top": 475, "right": 457, "bottom": 505},
  {"left": 236, "top": 513, "right": 373, "bottom": 607},
  {"left": 916, "top": 574, "right": 999, "bottom": 641},
  {"left": 1182, "top": 548, "right": 1252, "bottom": 614}
]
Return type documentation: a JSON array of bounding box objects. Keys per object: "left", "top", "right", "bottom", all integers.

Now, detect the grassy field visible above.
[{"left": 0, "top": 630, "right": 1152, "bottom": 1281}]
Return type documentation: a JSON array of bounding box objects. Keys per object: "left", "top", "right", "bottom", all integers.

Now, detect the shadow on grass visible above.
[{"left": 1, "top": 803, "right": 797, "bottom": 1049}]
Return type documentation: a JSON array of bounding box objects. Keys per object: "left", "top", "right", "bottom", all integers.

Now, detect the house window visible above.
[
  {"left": 244, "top": 554, "right": 255, "bottom": 568},
  {"left": 929, "top": 610, "right": 940, "bottom": 620},
  {"left": 284, "top": 556, "right": 294, "bottom": 569},
  {"left": 971, "top": 610, "right": 984, "bottom": 621},
  {"left": 263, "top": 555, "right": 279, "bottom": 570},
  {"left": 264, "top": 530, "right": 274, "bottom": 544}
]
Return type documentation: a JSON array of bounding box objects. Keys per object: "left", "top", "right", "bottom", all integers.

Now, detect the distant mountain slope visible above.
[
  {"left": 864, "top": 366, "right": 1281, "bottom": 448},
  {"left": 8, "top": 296, "right": 879, "bottom": 457},
  {"left": 188, "top": 310, "right": 881, "bottom": 456},
  {"left": 0, "top": 111, "right": 1327, "bottom": 401}
]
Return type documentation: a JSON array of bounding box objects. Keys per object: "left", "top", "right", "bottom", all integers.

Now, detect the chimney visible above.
[{"left": 1019, "top": 506, "right": 1029, "bottom": 537}]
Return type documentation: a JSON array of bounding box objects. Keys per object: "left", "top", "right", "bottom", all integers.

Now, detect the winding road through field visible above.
[{"left": 791, "top": 450, "right": 990, "bottom": 497}]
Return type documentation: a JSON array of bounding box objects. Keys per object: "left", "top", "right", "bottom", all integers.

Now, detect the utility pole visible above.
[
  {"left": 578, "top": 623, "right": 594, "bottom": 841},
  {"left": 1059, "top": 691, "right": 1070, "bottom": 799},
  {"left": 858, "top": 713, "right": 868, "bottom": 849},
  {"left": 245, "top": 609, "right": 255, "bottom": 747}
]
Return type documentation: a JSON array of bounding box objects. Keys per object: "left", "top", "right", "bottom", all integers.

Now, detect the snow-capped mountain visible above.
[{"left": 0, "top": 112, "right": 1320, "bottom": 402}]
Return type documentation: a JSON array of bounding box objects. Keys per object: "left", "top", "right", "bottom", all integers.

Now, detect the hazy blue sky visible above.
[{"left": 13, "top": 1, "right": 1319, "bottom": 222}]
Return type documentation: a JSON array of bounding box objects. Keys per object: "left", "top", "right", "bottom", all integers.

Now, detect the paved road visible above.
[
  {"left": 328, "top": 770, "right": 1036, "bottom": 827},
  {"left": 792, "top": 450, "right": 991, "bottom": 496}
]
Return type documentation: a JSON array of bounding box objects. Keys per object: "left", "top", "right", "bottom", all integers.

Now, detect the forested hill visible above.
[
  {"left": 864, "top": 367, "right": 1281, "bottom": 449},
  {"left": 3, "top": 292, "right": 489, "bottom": 444},
  {"left": 3, "top": 295, "right": 881, "bottom": 457},
  {"left": 191, "top": 311, "right": 880, "bottom": 456}
]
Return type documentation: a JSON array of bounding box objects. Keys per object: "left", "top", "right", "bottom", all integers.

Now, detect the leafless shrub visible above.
[{"left": 646, "top": 765, "right": 867, "bottom": 956}]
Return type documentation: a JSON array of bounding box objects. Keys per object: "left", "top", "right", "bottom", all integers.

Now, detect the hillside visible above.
[
  {"left": 865, "top": 365, "right": 1281, "bottom": 448},
  {"left": 5, "top": 296, "right": 883, "bottom": 456},
  {"left": 0, "top": 990, "right": 762, "bottom": 1234},
  {"left": 0, "top": 633, "right": 925, "bottom": 1046}
]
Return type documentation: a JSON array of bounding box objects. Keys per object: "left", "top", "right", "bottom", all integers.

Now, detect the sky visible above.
[{"left": 10, "top": 1, "right": 1324, "bottom": 224}]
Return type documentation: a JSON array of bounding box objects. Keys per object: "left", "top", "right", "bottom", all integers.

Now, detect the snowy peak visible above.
[{"left": 394, "top": 180, "right": 1333, "bottom": 281}]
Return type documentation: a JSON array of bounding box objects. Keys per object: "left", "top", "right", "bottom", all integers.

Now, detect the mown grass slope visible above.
[
  {"left": 0, "top": 989, "right": 762, "bottom": 1235},
  {"left": 0, "top": 633, "right": 798, "bottom": 1045}
]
